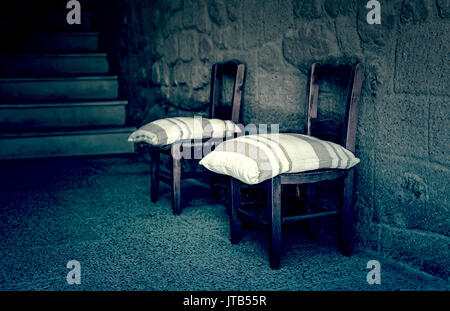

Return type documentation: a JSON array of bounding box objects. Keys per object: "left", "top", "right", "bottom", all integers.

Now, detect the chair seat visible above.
[{"left": 279, "top": 169, "right": 348, "bottom": 184}]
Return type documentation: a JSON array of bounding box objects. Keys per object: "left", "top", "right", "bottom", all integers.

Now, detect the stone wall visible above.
[{"left": 112, "top": 0, "right": 449, "bottom": 279}]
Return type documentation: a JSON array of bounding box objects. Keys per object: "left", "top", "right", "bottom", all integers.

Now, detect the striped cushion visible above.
[
  {"left": 128, "top": 117, "right": 241, "bottom": 146},
  {"left": 199, "top": 133, "right": 360, "bottom": 185}
]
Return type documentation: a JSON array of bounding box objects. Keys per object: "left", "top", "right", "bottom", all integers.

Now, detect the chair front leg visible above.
[
  {"left": 150, "top": 149, "right": 160, "bottom": 203},
  {"left": 230, "top": 177, "right": 242, "bottom": 244},
  {"left": 339, "top": 169, "right": 354, "bottom": 256},
  {"left": 172, "top": 155, "right": 182, "bottom": 215},
  {"left": 268, "top": 176, "right": 282, "bottom": 270}
]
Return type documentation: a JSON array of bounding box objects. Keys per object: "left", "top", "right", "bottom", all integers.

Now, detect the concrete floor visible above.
[{"left": 0, "top": 155, "right": 448, "bottom": 291}]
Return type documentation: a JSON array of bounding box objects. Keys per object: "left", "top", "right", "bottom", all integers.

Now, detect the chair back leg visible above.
[
  {"left": 172, "top": 154, "right": 182, "bottom": 215},
  {"left": 339, "top": 168, "right": 354, "bottom": 256},
  {"left": 268, "top": 176, "right": 282, "bottom": 269},
  {"left": 150, "top": 149, "right": 160, "bottom": 203},
  {"left": 230, "top": 177, "right": 242, "bottom": 244}
]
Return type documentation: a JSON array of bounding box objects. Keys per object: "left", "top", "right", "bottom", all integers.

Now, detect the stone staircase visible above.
[{"left": 0, "top": 9, "right": 134, "bottom": 159}]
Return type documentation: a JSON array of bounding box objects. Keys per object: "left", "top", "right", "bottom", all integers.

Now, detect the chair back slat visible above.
[
  {"left": 209, "top": 61, "right": 246, "bottom": 123},
  {"left": 305, "top": 63, "right": 364, "bottom": 151},
  {"left": 344, "top": 63, "right": 364, "bottom": 153},
  {"left": 306, "top": 63, "right": 320, "bottom": 136},
  {"left": 209, "top": 64, "right": 220, "bottom": 120}
]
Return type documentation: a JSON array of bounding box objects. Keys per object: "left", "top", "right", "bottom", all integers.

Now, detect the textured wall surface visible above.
[{"left": 110, "top": 0, "right": 449, "bottom": 279}]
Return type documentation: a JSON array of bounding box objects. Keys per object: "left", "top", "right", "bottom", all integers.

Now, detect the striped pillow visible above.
[
  {"left": 199, "top": 133, "right": 360, "bottom": 185},
  {"left": 128, "top": 117, "right": 241, "bottom": 146}
]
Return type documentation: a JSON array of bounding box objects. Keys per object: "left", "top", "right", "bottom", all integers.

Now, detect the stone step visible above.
[
  {"left": 4, "top": 32, "right": 99, "bottom": 52},
  {"left": 0, "top": 76, "right": 118, "bottom": 102},
  {"left": 0, "top": 53, "right": 109, "bottom": 76},
  {"left": 0, "top": 100, "right": 127, "bottom": 129},
  {"left": 0, "top": 126, "right": 136, "bottom": 159}
]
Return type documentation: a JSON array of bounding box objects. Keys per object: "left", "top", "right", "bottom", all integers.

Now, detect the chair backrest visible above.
[
  {"left": 305, "top": 63, "right": 364, "bottom": 153},
  {"left": 209, "top": 61, "right": 246, "bottom": 123}
]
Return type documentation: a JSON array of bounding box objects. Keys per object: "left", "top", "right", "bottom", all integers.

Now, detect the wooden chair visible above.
[
  {"left": 150, "top": 61, "right": 246, "bottom": 215},
  {"left": 229, "top": 63, "right": 364, "bottom": 269}
]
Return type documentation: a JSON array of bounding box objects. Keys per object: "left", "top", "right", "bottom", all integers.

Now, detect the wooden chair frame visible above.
[
  {"left": 150, "top": 61, "right": 246, "bottom": 215},
  {"left": 229, "top": 63, "right": 364, "bottom": 269}
]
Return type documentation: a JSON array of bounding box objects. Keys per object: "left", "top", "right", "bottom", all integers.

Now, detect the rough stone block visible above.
[
  {"left": 355, "top": 88, "right": 379, "bottom": 151},
  {"left": 395, "top": 21, "right": 450, "bottom": 95},
  {"left": 222, "top": 23, "right": 241, "bottom": 50},
  {"left": 182, "top": 0, "right": 196, "bottom": 27},
  {"left": 400, "top": 0, "right": 430, "bottom": 24},
  {"left": 363, "top": 52, "right": 396, "bottom": 95},
  {"left": 171, "top": 84, "right": 192, "bottom": 108},
  {"left": 437, "top": 0, "right": 450, "bottom": 18},
  {"left": 334, "top": 16, "right": 362, "bottom": 58},
  {"left": 425, "top": 164, "right": 450, "bottom": 235},
  {"left": 293, "top": 0, "right": 323, "bottom": 19},
  {"left": 375, "top": 95, "right": 428, "bottom": 158},
  {"left": 153, "top": 32, "right": 165, "bottom": 60},
  {"left": 190, "top": 63, "right": 210, "bottom": 89},
  {"left": 354, "top": 147, "right": 376, "bottom": 223},
  {"left": 242, "top": 0, "right": 263, "bottom": 49},
  {"left": 183, "top": 0, "right": 210, "bottom": 33},
  {"left": 226, "top": 0, "right": 241, "bottom": 21},
  {"left": 208, "top": 0, "right": 227, "bottom": 25},
  {"left": 173, "top": 62, "right": 191, "bottom": 86},
  {"left": 380, "top": 224, "right": 449, "bottom": 280},
  {"left": 192, "top": 86, "right": 211, "bottom": 105},
  {"left": 198, "top": 34, "right": 214, "bottom": 61},
  {"left": 151, "top": 60, "right": 170, "bottom": 86},
  {"left": 162, "top": 10, "right": 183, "bottom": 38},
  {"left": 258, "top": 42, "right": 285, "bottom": 73},
  {"left": 179, "top": 30, "right": 197, "bottom": 62},
  {"left": 262, "top": 0, "right": 294, "bottom": 43},
  {"left": 164, "top": 34, "right": 179, "bottom": 64},
  {"left": 195, "top": 0, "right": 211, "bottom": 33},
  {"left": 211, "top": 24, "right": 226, "bottom": 50},
  {"left": 324, "top": 0, "right": 357, "bottom": 17},
  {"left": 282, "top": 20, "right": 341, "bottom": 72},
  {"left": 429, "top": 97, "right": 450, "bottom": 165},
  {"left": 374, "top": 154, "right": 449, "bottom": 236}
]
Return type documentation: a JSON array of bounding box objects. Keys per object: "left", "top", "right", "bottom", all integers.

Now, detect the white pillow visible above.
[
  {"left": 128, "top": 117, "right": 241, "bottom": 146},
  {"left": 199, "top": 133, "right": 360, "bottom": 185}
]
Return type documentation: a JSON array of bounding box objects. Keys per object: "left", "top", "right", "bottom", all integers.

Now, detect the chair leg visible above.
[
  {"left": 230, "top": 177, "right": 242, "bottom": 244},
  {"left": 339, "top": 169, "right": 354, "bottom": 256},
  {"left": 172, "top": 156, "right": 182, "bottom": 215},
  {"left": 209, "top": 174, "right": 220, "bottom": 200},
  {"left": 268, "top": 176, "right": 282, "bottom": 270},
  {"left": 306, "top": 184, "right": 321, "bottom": 240},
  {"left": 150, "top": 149, "right": 160, "bottom": 203}
]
